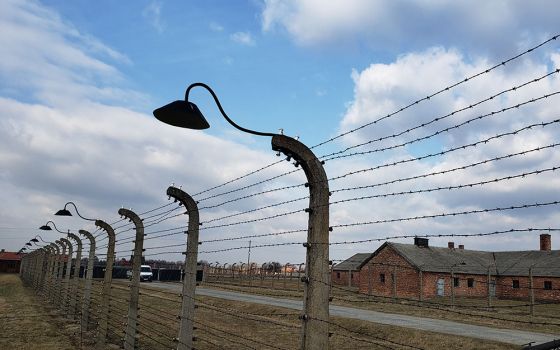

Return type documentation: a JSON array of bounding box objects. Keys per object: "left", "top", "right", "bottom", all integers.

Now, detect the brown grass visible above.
[
  {"left": 1, "top": 274, "right": 524, "bottom": 349},
  {"left": 0, "top": 273, "right": 84, "bottom": 350}
]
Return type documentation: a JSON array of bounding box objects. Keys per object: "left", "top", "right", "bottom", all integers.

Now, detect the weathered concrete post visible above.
[
  {"left": 272, "top": 134, "right": 330, "bottom": 350},
  {"left": 529, "top": 267, "right": 535, "bottom": 317},
  {"left": 60, "top": 237, "right": 74, "bottom": 314},
  {"left": 67, "top": 233, "right": 83, "bottom": 320},
  {"left": 48, "top": 243, "right": 60, "bottom": 301},
  {"left": 450, "top": 266, "right": 455, "bottom": 308},
  {"left": 119, "top": 208, "right": 144, "bottom": 350},
  {"left": 167, "top": 186, "right": 200, "bottom": 350},
  {"left": 79, "top": 229, "right": 96, "bottom": 331},
  {"left": 487, "top": 267, "right": 492, "bottom": 308},
  {"left": 418, "top": 269, "right": 423, "bottom": 302},
  {"left": 368, "top": 264, "right": 373, "bottom": 296},
  {"left": 392, "top": 265, "right": 397, "bottom": 302},
  {"left": 95, "top": 219, "right": 116, "bottom": 350},
  {"left": 56, "top": 240, "right": 67, "bottom": 307}
]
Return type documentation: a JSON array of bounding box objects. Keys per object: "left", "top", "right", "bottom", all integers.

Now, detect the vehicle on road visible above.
[{"left": 125, "top": 265, "right": 153, "bottom": 282}]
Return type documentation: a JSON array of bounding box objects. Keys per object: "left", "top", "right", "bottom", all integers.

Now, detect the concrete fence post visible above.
[
  {"left": 487, "top": 267, "right": 492, "bottom": 308},
  {"left": 79, "top": 229, "right": 96, "bottom": 331},
  {"left": 368, "top": 264, "right": 373, "bottom": 296},
  {"left": 450, "top": 266, "right": 455, "bottom": 309},
  {"left": 418, "top": 269, "right": 423, "bottom": 302},
  {"left": 95, "top": 219, "right": 116, "bottom": 350},
  {"left": 49, "top": 243, "right": 61, "bottom": 302},
  {"left": 60, "top": 237, "right": 74, "bottom": 315},
  {"left": 392, "top": 265, "right": 397, "bottom": 302},
  {"left": 56, "top": 240, "right": 67, "bottom": 307},
  {"left": 529, "top": 267, "right": 535, "bottom": 317},
  {"left": 67, "top": 233, "right": 83, "bottom": 320},
  {"left": 167, "top": 186, "right": 200, "bottom": 350},
  {"left": 42, "top": 246, "right": 54, "bottom": 297},
  {"left": 119, "top": 208, "right": 144, "bottom": 350},
  {"left": 272, "top": 135, "right": 330, "bottom": 350}
]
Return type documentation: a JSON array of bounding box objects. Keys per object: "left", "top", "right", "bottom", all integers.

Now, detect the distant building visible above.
[
  {"left": 332, "top": 253, "right": 371, "bottom": 287},
  {"left": 0, "top": 250, "right": 22, "bottom": 273},
  {"left": 357, "top": 234, "right": 560, "bottom": 301}
]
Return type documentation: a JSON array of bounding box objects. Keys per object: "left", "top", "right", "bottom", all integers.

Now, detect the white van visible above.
[{"left": 126, "top": 265, "right": 153, "bottom": 282}]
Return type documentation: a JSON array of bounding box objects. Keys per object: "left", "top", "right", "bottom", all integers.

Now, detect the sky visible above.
[{"left": 1, "top": 0, "right": 560, "bottom": 266}]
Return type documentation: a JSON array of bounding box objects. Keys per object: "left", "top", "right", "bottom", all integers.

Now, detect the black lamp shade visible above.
[
  {"left": 55, "top": 209, "right": 72, "bottom": 216},
  {"left": 25, "top": 242, "right": 32, "bottom": 246},
  {"left": 39, "top": 225, "right": 52, "bottom": 230},
  {"left": 153, "top": 100, "right": 210, "bottom": 130},
  {"left": 31, "top": 238, "right": 39, "bottom": 243}
]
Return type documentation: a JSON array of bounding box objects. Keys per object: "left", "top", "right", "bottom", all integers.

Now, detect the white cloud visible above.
[
  {"left": 231, "top": 31, "right": 256, "bottom": 46},
  {"left": 142, "top": 1, "right": 166, "bottom": 33},
  {"left": 321, "top": 45, "right": 560, "bottom": 257},
  {"left": 261, "top": 0, "right": 560, "bottom": 55}
]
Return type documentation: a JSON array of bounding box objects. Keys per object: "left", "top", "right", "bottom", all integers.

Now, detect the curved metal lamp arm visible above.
[
  {"left": 63, "top": 201, "right": 96, "bottom": 221},
  {"left": 34, "top": 235, "right": 53, "bottom": 244},
  {"left": 41, "top": 221, "right": 66, "bottom": 234},
  {"left": 185, "top": 83, "right": 277, "bottom": 137}
]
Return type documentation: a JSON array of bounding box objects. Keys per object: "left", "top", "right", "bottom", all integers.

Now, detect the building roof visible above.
[
  {"left": 367, "top": 242, "right": 560, "bottom": 277},
  {"left": 333, "top": 253, "right": 372, "bottom": 271},
  {"left": 0, "top": 251, "right": 22, "bottom": 261}
]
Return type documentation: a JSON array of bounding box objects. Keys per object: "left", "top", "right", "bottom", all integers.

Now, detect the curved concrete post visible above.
[
  {"left": 119, "top": 208, "right": 144, "bottom": 350},
  {"left": 167, "top": 186, "right": 200, "bottom": 350},
  {"left": 240, "top": 263, "right": 246, "bottom": 285},
  {"left": 232, "top": 263, "right": 238, "bottom": 280},
  {"left": 284, "top": 263, "right": 291, "bottom": 288},
  {"left": 272, "top": 135, "right": 330, "bottom": 350},
  {"left": 56, "top": 240, "right": 67, "bottom": 307},
  {"left": 49, "top": 243, "right": 61, "bottom": 302},
  {"left": 60, "top": 237, "right": 73, "bottom": 314},
  {"left": 67, "top": 233, "right": 83, "bottom": 320},
  {"left": 79, "top": 229, "right": 96, "bottom": 331},
  {"left": 95, "top": 219, "right": 116, "bottom": 349}
]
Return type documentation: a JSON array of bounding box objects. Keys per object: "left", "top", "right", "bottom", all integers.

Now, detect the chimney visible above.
[
  {"left": 540, "top": 234, "right": 551, "bottom": 251},
  {"left": 414, "top": 237, "right": 429, "bottom": 248},
  {"left": 448, "top": 242, "right": 455, "bottom": 249},
  {"left": 458, "top": 245, "right": 464, "bottom": 250}
]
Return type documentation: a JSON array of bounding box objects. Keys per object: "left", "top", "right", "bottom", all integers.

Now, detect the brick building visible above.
[
  {"left": 332, "top": 253, "right": 370, "bottom": 287},
  {"left": 0, "top": 250, "right": 22, "bottom": 273},
  {"left": 358, "top": 234, "right": 560, "bottom": 301}
]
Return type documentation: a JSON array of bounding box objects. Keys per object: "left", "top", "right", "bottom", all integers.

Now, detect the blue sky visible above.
[{"left": 1, "top": 0, "right": 560, "bottom": 264}]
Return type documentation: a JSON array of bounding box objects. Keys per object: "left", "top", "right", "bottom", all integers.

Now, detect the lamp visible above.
[
  {"left": 39, "top": 221, "right": 65, "bottom": 233},
  {"left": 55, "top": 202, "right": 95, "bottom": 221},
  {"left": 153, "top": 83, "right": 275, "bottom": 137}
]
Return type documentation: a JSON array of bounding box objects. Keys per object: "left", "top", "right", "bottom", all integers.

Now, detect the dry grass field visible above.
[
  {"left": 2, "top": 273, "right": 547, "bottom": 349},
  {"left": 0, "top": 273, "right": 85, "bottom": 350}
]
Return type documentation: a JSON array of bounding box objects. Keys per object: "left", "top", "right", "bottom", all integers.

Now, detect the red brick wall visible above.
[
  {"left": 497, "top": 276, "right": 560, "bottom": 301},
  {"left": 358, "top": 246, "right": 421, "bottom": 299},
  {"left": 357, "top": 245, "right": 560, "bottom": 301},
  {"left": 332, "top": 270, "right": 360, "bottom": 287}
]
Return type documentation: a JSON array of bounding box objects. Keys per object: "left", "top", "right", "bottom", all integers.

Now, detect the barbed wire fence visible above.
[{"left": 17, "top": 34, "right": 560, "bottom": 349}]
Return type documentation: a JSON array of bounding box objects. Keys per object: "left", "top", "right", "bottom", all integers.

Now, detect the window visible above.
[
  {"left": 467, "top": 278, "right": 475, "bottom": 288},
  {"left": 512, "top": 280, "right": 520, "bottom": 289},
  {"left": 336, "top": 272, "right": 340, "bottom": 279},
  {"left": 544, "top": 281, "right": 552, "bottom": 290},
  {"left": 380, "top": 273, "right": 385, "bottom": 283},
  {"left": 453, "top": 277, "right": 459, "bottom": 287},
  {"left": 351, "top": 272, "right": 354, "bottom": 279}
]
